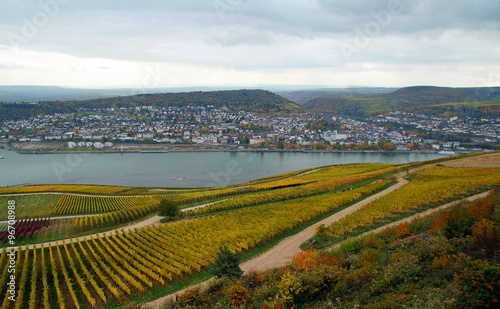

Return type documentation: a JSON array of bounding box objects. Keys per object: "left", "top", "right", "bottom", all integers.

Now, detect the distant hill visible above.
[
  {"left": 303, "top": 97, "right": 363, "bottom": 116},
  {"left": 0, "top": 86, "right": 135, "bottom": 103},
  {"left": 390, "top": 85, "right": 500, "bottom": 97},
  {"left": 0, "top": 85, "right": 233, "bottom": 103},
  {"left": 279, "top": 87, "right": 398, "bottom": 104},
  {"left": 303, "top": 86, "right": 500, "bottom": 117},
  {"left": 0, "top": 89, "right": 303, "bottom": 120},
  {"left": 385, "top": 86, "right": 500, "bottom": 106}
]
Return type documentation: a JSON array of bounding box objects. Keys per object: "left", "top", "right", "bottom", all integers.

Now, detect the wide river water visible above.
[{"left": 0, "top": 149, "right": 452, "bottom": 188}]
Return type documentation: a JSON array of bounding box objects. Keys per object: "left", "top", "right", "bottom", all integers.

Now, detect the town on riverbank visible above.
[{"left": 1, "top": 102, "right": 497, "bottom": 154}]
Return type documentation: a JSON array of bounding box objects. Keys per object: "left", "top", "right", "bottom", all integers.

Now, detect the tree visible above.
[
  {"left": 158, "top": 199, "right": 180, "bottom": 219},
  {"left": 378, "top": 140, "right": 396, "bottom": 151},
  {"left": 209, "top": 245, "right": 243, "bottom": 279}
]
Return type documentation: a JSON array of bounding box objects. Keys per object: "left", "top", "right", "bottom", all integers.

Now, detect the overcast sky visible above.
[{"left": 0, "top": 0, "right": 499, "bottom": 89}]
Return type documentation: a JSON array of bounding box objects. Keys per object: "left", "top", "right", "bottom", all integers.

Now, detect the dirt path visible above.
[
  {"left": 11, "top": 215, "right": 163, "bottom": 251},
  {"left": 143, "top": 184, "right": 493, "bottom": 309},
  {"left": 182, "top": 198, "right": 232, "bottom": 212},
  {"left": 0, "top": 213, "right": 98, "bottom": 225},
  {"left": 234, "top": 169, "right": 420, "bottom": 272},
  {"left": 142, "top": 169, "right": 417, "bottom": 308},
  {"left": 327, "top": 190, "right": 492, "bottom": 250},
  {"left": 240, "top": 170, "right": 411, "bottom": 273}
]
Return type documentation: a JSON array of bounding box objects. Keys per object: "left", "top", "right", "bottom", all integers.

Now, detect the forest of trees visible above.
[{"left": 303, "top": 86, "right": 500, "bottom": 118}]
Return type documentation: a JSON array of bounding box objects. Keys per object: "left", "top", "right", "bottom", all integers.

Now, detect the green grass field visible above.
[
  {"left": 351, "top": 97, "right": 398, "bottom": 112},
  {"left": 431, "top": 99, "right": 500, "bottom": 107},
  {"left": 0, "top": 195, "right": 61, "bottom": 220}
]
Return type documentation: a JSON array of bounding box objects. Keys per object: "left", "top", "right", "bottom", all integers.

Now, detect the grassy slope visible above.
[{"left": 432, "top": 99, "right": 500, "bottom": 107}]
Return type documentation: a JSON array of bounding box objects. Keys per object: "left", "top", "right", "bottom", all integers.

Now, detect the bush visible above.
[
  {"left": 226, "top": 281, "right": 248, "bottom": 308},
  {"left": 291, "top": 249, "right": 318, "bottom": 272},
  {"left": 244, "top": 270, "right": 265, "bottom": 289},
  {"left": 472, "top": 218, "right": 499, "bottom": 257},
  {"left": 209, "top": 246, "right": 243, "bottom": 279},
  {"left": 445, "top": 209, "right": 476, "bottom": 239},
  {"left": 177, "top": 287, "right": 204, "bottom": 307},
  {"left": 362, "top": 235, "right": 382, "bottom": 249},
  {"left": 358, "top": 249, "right": 381, "bottom": 268},
  {"left": 454, "top": 254, "right": 500, "bottom": 308},
  {"left": 158, "top": 199, "right": 180, "bottom": 219},
  {"left": 395, "top": 222, "right": 413, "bottom": 238}
]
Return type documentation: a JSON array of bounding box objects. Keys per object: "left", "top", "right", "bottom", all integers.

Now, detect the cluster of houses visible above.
[{"left": 0, "top": 104, "right": 498, "bottom": 151}]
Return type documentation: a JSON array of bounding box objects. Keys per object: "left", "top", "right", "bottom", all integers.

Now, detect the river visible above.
[{"left": 0, "top": 149, "right": 452, "bottom": 188}]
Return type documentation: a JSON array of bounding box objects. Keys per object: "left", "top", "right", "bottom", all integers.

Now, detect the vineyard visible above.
[
  {"left": 156, "top": 187, "right": 252, "bottom": 205},
  {"left": 248, "top": 163, "right": 395, "bottom": 190},
  {"left": 51, "top": 195, "right": 161, "bottom": 215},
  {"left": 315, "top": 166, "right": 500, "bottom": 242},
  {"left": 0, "top": 195, "right": 60, "bottom": 220},
  {"left": 0, "top": 154, "right": 499, "bottom": 308},
  {"left": 0, "top": 218, "right": 50, "bottom": 244},
  {"left": 188, "top": 165, "right": 402, "bottom": 215},
  {"left": 0, "top": 184, "right": 134, "bottom": 195},
  {"left": 72, "top": 203, "right": 158, "bottom": 232},
  {"left": 0, "top": 179, "right": 390, "bottom": 308}
]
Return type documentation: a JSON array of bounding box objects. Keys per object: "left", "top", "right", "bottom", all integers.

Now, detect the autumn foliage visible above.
[
  {"left": 226, "top": 281, "right": 249, "bottom": 308},
  {"left": 395, "top": 222, "right": 413, "bottom": 238},
  {"left": 292, "top": 249, "right": 318, "bottom": 271}
]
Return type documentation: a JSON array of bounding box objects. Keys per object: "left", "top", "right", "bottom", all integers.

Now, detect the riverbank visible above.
[{"left": 1, "top": 142, "right": 479, "bottom": 155}]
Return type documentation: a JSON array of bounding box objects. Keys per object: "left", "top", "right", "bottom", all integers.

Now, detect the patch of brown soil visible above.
[{"left": 442, "top": 152, "right": 500, "bottom": 168}]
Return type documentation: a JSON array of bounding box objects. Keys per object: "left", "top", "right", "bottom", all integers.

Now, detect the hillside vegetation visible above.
[
  {"left": 278, "top": 88, "right": 397, "bottom": 104},
  {"left": 163, "top": 189, "right": 500, "bottom": 309},
  {"left": 303, "top": 86, "right": 500, "bottom": 118},
  {"left": 0, "top": 89, "right": 303, "bottom": 120}
]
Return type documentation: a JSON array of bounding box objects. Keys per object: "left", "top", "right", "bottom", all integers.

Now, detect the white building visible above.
[
  {"left": 45, "top": 135, "right": 61, "bottom": 141},
  {"left": 68, "top": 142, "right": 77, "bottom": 149},
  {"left": 63, "top": 132, "right": 75, "bottom": 139},
  {"left": 94, "top": 142, "right": 104, "bottom": 149},
  {"left": 322, "top": 131, "right": 348, "bottom": 142}
]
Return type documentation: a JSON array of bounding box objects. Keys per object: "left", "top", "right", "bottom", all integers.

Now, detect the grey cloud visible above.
[{"left": 0, "top": 0, "right": 498, "bottom": 71}]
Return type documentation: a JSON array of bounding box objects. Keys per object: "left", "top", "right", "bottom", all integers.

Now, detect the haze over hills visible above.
[
  {"left": 0, "top": 85, "right": 331, "bottom": 103},
  {"left": 0, "top": 85, "right": 243, "bottom": 103}
]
